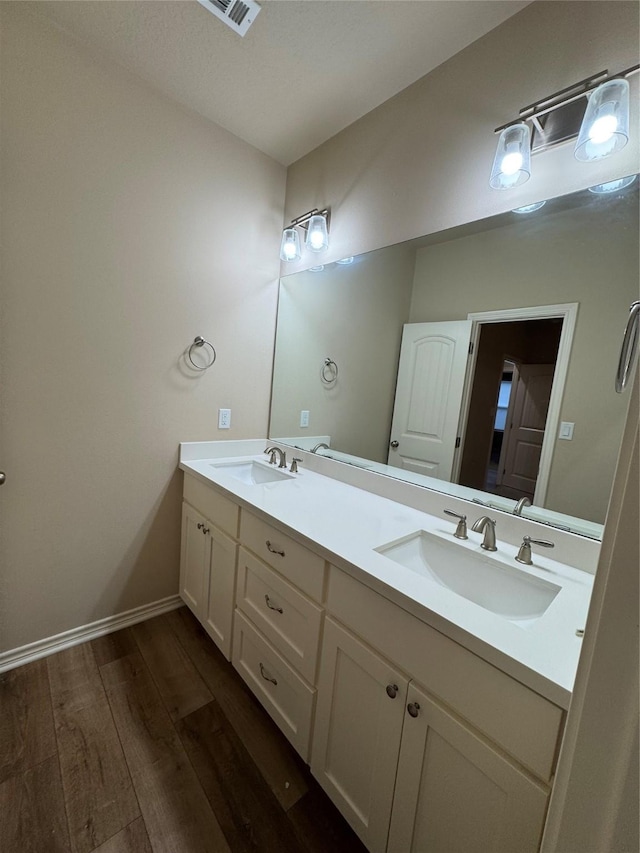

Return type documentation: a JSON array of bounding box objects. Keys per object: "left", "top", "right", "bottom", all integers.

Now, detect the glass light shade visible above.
[
  {"left": 305, "top": 214, "right": 329, "bottom": 252},
  {"left": 490, "top": 123, "right": 531, "bottom": 189},
  {"left": 280, "top": 227, "right": 301, "bottom": 262},
  {"left": 575, "top": 79, "right": 630, "bottom": 162}
]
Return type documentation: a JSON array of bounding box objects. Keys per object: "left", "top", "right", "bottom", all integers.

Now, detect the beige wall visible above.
[
  {"left": 284, "top": 1, "right": 640, "bottom": 271},
  {"left": 0, "top": 5, "right": 286, "bottom": 653},
  {"left": 409, "top": 200, "right": 639, "bottom": 522},
  {"left": 270, "top": 243, "right": 415, "bottom": 461}
]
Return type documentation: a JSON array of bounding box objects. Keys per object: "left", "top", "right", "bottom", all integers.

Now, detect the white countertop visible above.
[{"left": 180, "top": 444, "right": 594, "bottom": 709}]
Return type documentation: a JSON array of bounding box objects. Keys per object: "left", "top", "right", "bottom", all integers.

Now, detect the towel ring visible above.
[
  {"left": 321, "top": 357, "right": 338, "bottom": 384},
  {"left": 188, "top": 336, "right": 216, "bottom": 370}
]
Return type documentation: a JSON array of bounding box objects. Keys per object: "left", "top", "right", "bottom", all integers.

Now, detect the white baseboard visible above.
[{"left": 0, "top": 594, "right": 184, "bottom": 673}]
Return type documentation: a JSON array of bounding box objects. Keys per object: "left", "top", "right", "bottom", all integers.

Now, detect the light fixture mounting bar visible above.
[
  {"left": 288, "top": 208, "right": 331, "bottom": 232},
  {"left": 494, "top": 63, "right": 639, "bottom": 133}
]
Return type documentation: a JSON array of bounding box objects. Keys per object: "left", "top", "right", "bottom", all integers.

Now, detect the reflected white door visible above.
[
  {"left": 498, "top": 363, "right": 555, "bottom": 499},
  {"left": 388, "top": 321, "right": 472, "bottom": 481}
]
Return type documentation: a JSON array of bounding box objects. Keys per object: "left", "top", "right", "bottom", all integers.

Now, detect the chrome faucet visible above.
[
  {"left": 471, "top": 516, "right": 497, "bottom": 551},
  {"left": 513, "top": 497, "right": 532, "bottom": 516},
  {"left": 311, "top": 442, "right": 329, "bottom": 453},
  {"left": 265, "top": 446, "right": 287, "bottom": 468}
]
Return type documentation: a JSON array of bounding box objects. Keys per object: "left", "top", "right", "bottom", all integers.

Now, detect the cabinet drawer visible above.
[
  {"left": 240, "top": 511, "right": 326, "bottom": 602},
  {"left": 327, "top": 567, "right": 563, "bottom": 783},
  {"left": 236, "top": 548, "right": 323, "bottom": 684},
  {"left": 232, "top": 610, "right": 315, "bottom": 761},
  {"left": 183, "top": 474, "right": 239, "bottom": 538}
]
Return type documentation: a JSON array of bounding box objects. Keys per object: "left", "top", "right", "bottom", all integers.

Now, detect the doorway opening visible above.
[
  {"left": 485, "top": 360, "right": 515, "bottom": 492},
  {"left": 457, "top": 318, "right": 563, "bottom": 502}
]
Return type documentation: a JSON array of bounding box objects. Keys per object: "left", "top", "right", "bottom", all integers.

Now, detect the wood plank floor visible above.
[{"left": 0, "top": 608, "right": 367, "bottom": 853}]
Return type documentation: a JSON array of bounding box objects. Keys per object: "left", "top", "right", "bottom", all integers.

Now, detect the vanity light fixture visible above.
[
  {"left": 280, "top": 227, "right": 301, "bottom": 262},
  {"left": 575, "top": 78, "right": 630, "bottom": 162},
  {"left": 490, "top": 64, "right": 639, "bottom": 190},
  {"left": 279, "top": 207, "right": 330, "bottom": 261},
  {"left": 336, "top": 256, "right": 355, "bottom": 265},
  {"left": 490, "top": 123, "right": 532, "bottom": 189},
  {"left": 309, "top": 265, "right": 325, "bottom": 272}
]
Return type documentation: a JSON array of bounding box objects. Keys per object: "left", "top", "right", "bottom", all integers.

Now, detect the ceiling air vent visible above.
[{"left": 196, "top": 0, "right": 261, "bottom": 37}]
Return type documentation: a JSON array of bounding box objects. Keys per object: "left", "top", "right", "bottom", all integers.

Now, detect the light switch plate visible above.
[
  {"left": 300, "top": 410, "right": 310, "bottom": 428},
  {"left": 559, "top": 421, "right": 574, "bottom": 440}
]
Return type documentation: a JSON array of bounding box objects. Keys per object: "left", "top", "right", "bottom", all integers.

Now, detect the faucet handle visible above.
[
  {"left": 265, "top": 448, "right": 277, "bottom": 465},
  {"left": 444, "top": 510, "right": 468, "bottom": 540},
  {"left": 290, "top": 457, "right": 302, "bottom": 473},
  {"left": 516, "top": 535, "right": 555, "bottom": 565}
]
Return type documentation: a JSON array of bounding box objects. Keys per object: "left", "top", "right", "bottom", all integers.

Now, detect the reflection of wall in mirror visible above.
[
  {"left": 271, "top": 242, "right": 415, "bottom": 461},
  {"left": 409, "top": 200, "right": 639, "bottom": 523}
]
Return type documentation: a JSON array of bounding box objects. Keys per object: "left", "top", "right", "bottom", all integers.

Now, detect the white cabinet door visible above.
[
  {"left": 388, "top": 683, "right": 549, "bottom": 853},
  {"left": 311, "top": 617, "right": 408, "bottom": 853},
  {"left": 179, "top": 503, "right": 209, "bottom": 617},
  {"left": 203, "top": 526, "right": 238, "bottom": 660},
  {"left": 180, "top": 502, "right": 238, "bottom": 661}
]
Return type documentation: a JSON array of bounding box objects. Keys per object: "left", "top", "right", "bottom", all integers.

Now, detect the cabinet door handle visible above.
[
  {"left": 197, "top": 522, "right": 204, "bottom": 530},
  {"left": 202, "top": 526, "right": 210, "bottom": 535},
  {"left": 407, "top": 702, "right": 421, "bottom": 718},
  {"left": 266, "top": 540, "right": 285, "bottom": 557},
  {"left": 265, "top": 594, "right": 284, "bottom": 614},
  {"left": 259, "top": 662, "right": 278, "bottom": 686},
  {"left": 386, "top": 684, "right": 399, "bottom": 699}
]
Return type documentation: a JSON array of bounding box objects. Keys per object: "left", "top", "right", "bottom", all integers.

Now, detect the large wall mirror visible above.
[{"left": 269, "top": 180, "right": 639, "bottom": 539}]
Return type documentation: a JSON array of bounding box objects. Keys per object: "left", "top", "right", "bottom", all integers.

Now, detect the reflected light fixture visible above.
[
  {"left": 490, "top": 64, "right": 638, "bottom": 190},
  {"left": 336, "top": 256, "right": 355, "bottom": 265},
  {"left": 588, "top": 174, "right": 637, "bottom": 194},
  {"left": 512, "top": 200, "right": 547, "bottom": 214},
  {"left": 279, "top": 207, "right": 330, "bottom": 261}
]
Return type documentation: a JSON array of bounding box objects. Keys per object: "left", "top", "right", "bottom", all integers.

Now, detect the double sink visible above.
[{"left": 209, "top": 456, "right": 561, "bottom": 627}]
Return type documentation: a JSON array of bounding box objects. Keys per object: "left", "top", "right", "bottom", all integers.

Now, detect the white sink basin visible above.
[
  {"left": 209, "top": 460, "right": 294, "bottom": 485},
  {"left": 375, "top": 530, "right": 561, "bottom": 625}
]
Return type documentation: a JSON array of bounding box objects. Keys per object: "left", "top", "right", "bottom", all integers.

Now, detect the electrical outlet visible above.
[
  {"left": 218, "top": 408, "right": 231, "bottom": 429},
  {"left": 300, "top": 410, "right": 310, "bottom": 428}
]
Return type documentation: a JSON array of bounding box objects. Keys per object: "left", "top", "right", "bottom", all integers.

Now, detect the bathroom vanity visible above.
[{"left": 178, "top": 440, "right": 595, "bottom": 853}]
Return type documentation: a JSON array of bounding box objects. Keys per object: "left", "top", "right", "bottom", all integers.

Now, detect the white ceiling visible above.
[{"left": 33, "top": 0, "right": 531, "bottom": 165}]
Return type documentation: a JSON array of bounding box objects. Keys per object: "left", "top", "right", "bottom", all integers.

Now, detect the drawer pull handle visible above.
[
  {"left": 259, "top": 662, "right": 278, "bottom": 686},
  {"left": 265, "top": 595, "right": 284, "bottom": 614},
  {"left": 386, "top": 684, "right": 399, "bottom": 699},
  {"left": 266, "top": 540, "right": 285, "bottom": 557},
  {"left": 407, "top": 702, "right": 421, "bottom": 718}
]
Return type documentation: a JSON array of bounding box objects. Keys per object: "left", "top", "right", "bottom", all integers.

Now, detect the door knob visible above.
[
  {"left": 0, "top": 472, "right": 5, "bottom": 485},
  {"left": 390, "top": 441, "right": 399, "bottom": 449}
]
